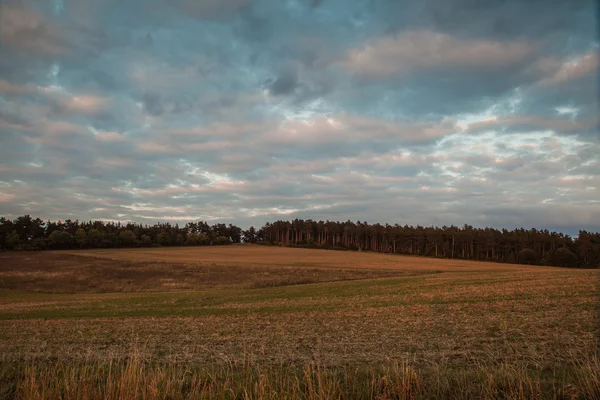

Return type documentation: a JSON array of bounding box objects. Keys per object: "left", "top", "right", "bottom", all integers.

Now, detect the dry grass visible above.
[
  {"left": 0, "top": 248, "right": 406, "bottom": 293},
  {"left": 57, "top": 244, "right": 556, "bottom": 272},
  {"left": 0, "top": 246, "right": 598, "bottom": 398},
  {"left": 2, "top": 352, "right": 598, "bottom": 399}
]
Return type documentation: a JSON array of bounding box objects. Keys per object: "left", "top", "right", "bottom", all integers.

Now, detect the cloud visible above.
[
  {"left": 54, "top": 93, "right": 110, "bottom": 116},
  {"left": 538, "top": 49, "right": 599, "bottom": 86},
  {"left": 93, "top": 131, "right": 128, "bottom": 143},
  {"left": 465, "top": 114, "right": 599, "bottom": 135},
  {"left": 265, "top": 115, "right": 458, "bottom": 146},
  {"left": 267, "top": 67, "right": 299, "bottom": 96},
  {"left": 0, "top": 4, "right": 68, "bottom": 56},
  {"left": 387, "top": 0, "right": 595, "bottom": 44},
  {"left": 340, "top": 31, "right": 533, "bottom": 78},
  {"left": 309, "top": 0, "right": 325, "bottom": 9},
  {"left": 0, "top": 0, "right": 598, "bottom": 233},
  {"left": 0, "top": 80, "right": 36, "bottom": 95},
  {"left": 176, "top": 0, "right": 251, "bottom": 21},
  {"left": 141, "top": 93, "right": 167, "bottom": 116}
]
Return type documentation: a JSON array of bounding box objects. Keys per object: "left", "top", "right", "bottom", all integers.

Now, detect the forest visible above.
[
  {"left": 1, "top": 215, "right": 598, "bottom": 268},
  {"left": 252, "top": 219, "right": 600, "bottom": 268}
]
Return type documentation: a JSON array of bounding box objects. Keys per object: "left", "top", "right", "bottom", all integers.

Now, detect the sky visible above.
[{"left": 0, "top": 0, "right": 598, "bottom": 234}]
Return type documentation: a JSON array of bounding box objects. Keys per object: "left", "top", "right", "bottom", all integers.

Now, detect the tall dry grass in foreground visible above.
[{"left": 1, "top": 352, "right": 598, "bottom": 400}]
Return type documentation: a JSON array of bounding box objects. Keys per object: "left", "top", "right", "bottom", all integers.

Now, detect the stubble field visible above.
[{"left": 0, "top": 245, "right": 598, "bottom": 399}]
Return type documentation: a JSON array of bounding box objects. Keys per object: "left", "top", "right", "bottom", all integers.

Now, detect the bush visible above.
[
  {"left": 4, "top": 230, "right": 20, "bottom": 250},
  {"left": 331, "top": 245, "right": 348, "bottom": 251},
  {"left": 139, "top": 235, "right": 152, "bottom": 247},
  {"left": 74, "top": 228, "right": 87, "bottom": 248},
  {"left": 553, "top": 247, "right": 578, "bottom": 268},
  {"left": 29, "top": 238, "right": 47, "bottom": 251},
  {"left": 518, "top": 248, "right": 538, "bottom": 265},
  {"left": 118, "top": 230, "right": 137, "bottom": 247},
  {"left": 186, "top": 232, "right": 200, "bottom": 246},
  {"left": 157, "top": 232, "right": 171, "bottom": 246},
  {"left": 214, "top": 236, "right": 232, "bottom": 245},
  {"left": 87, "top": 229, "right": 103, "bottom": 247},
  {"left": 48, "top": 230, "right": 73, "bottom": 249}
]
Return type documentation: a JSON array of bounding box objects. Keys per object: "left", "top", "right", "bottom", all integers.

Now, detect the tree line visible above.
[
  {"left": 250, "top": 219, "right": 599, "bottom": 268},
  {"left": 1, "top": 215, "right": 598, "bottom": 268},
  {"left": 0, "top": 215, "right": 243, "bottom": 250}
]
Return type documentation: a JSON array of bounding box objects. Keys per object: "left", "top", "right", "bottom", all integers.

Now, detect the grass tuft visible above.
[{"left": 4, "top": 353, "right": 599, "bottom": 399}]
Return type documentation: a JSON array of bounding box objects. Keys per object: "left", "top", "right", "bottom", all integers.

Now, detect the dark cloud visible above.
[
  {"left": 267, "top": 67, "right": 299, "bottom": 96},
  {"left": 142, "top": 93, "right": 166, "bottom": 116},
  {"left": 386, "top": 0, "right": 596, "bottom": 44},
  {"left": 175, "top": 0, "right": 252, "bottom": 21},
  {"left": 235, "top": 7, "right": 271, "bottom": 42}
]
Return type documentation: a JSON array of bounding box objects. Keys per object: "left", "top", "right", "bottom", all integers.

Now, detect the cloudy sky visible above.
[{"left": 0, "top": 0, "right": 598, "bottom": 233}]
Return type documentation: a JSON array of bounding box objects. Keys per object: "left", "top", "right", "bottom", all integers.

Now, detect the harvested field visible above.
[
  {"left": 57, "top": 245, "right": 556, "bottom": 272},
  {"left": 0, "top": 245, "right": 598, "bottom": 398},
  {"left": 0, "top": 249, "right": 406, "bottom": 293}
]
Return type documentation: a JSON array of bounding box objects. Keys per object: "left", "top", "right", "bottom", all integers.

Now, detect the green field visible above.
[{"left": 0, "top": 246, "right": 598, "bottom": 399}]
